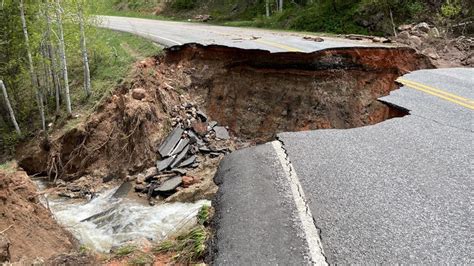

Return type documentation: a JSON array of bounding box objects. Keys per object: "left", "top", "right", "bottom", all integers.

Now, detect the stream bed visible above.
[{"left": 34, "top": 179, "right": 210, "bottom": 253}]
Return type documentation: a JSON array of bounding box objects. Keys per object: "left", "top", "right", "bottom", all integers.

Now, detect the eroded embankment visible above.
[
  {"left": 17, "top": 44, "right": 432, "bottom": 184},
  {"left": 164, "top": 44, "right": 432, "bottom": 141}
]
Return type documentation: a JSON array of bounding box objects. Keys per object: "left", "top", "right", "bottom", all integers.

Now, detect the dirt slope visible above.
[
  {"left": 0, "top": 166, "right": 75, "bottom": 263},
  {"left": 16, "top": 44, "right": 432, "bottom": 188}
]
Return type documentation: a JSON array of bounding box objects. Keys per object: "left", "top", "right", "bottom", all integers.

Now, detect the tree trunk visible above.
[
  {"left": 0, "top": 81, "right": 21, "bottom": 135},
  {"left": 19, "top": 0, "right": 46, "bottom": 131},
  {"left": 44, "top": 1, "right": 61, "bottom": 114},
  {"left": 265, "top": 0, "right": 270, "bottom": 17},
  {"left": 55, "top": 0, "right": 72, "bottom": 115},
  {"left": 279, "top": 0, "right": 283, "bottom": 12},
  {"left": 389, "top": 8, "right": 397, "bottom": 37},
  {"left": 78, "top": 2, "right": 92, "bottom": 97}
]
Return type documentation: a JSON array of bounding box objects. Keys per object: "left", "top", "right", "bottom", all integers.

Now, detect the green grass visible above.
[
  {"left": 73, "top": 27, "right": 162, "bottom": 109},
  {"left": 153, "top": 225, "right": 209, "bottom": 263},
  {"left": 197, "top": 205, "right": 210, "bottom": 225},
  {"left": 114, "top": 244, "right": 137, "bottom": 257},
  {"left": 0, "top": 161, "right": 16, "bottom": 173}
]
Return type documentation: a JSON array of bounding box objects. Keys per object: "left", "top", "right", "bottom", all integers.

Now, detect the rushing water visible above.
[{"left": 34, "top": 180, "right": 210, "bottom": 252}]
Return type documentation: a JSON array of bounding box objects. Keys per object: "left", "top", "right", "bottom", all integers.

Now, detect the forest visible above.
[{"left": 0, "top": 1, "right": 161, "bottom": 159}]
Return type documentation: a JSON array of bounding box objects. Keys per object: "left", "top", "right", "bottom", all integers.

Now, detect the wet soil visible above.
[{"left": 0, "top": 166, "right": 76, "bottom": 263}]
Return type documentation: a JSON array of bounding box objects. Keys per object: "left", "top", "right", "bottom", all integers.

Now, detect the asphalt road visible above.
[
  {"left": 99, "top": 16, "right": 382, "bottom": 52},
  {"left": 100, "top": 16, "right": 472, "bottom": 264},
  {"left": 214, "top": 68, "right": 473, "bottom": 264}
]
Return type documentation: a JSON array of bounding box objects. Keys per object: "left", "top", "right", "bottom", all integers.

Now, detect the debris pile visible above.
[
  {"left": 394, "top": 22, "right": 473, "bottom": 67},
  {"left": 344, "top": 34, "right": 391, "bottom": 43},
  {"left": 132, "top": 103, "right": 232, "bottom": 204}
]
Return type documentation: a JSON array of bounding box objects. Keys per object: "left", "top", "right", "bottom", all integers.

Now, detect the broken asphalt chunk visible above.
[
  {"left": 171, "top": 168, "right": 187, "bottom": 175},
  {"left": 214, "top": 126, "right": 230, "bottom": 140},
  {"left": 156, "top": 156, "right": 176, "bottom": 172},
  {"left": 199, "top": 146, "right": 211, "bottom": 153},
  {"left": 170, "top": 138, "right": 190, "bottom": 157},
  {"left": 154, "top": 176, "right": 182, "bottom": 192},
  {"left": 112, "top": 182, "right": 132, "bottom": 199},
  {"left": 208, "top": 121, "right": 218, "bottom": 129},
  {"left": 170, "top": 145, "right": 190, "bottom": 169},
  {"left": 158, "top": 127, "right": 184, "bottom": 157},
  {"left": 196, "top": 110, "right": 208, "bottom": 122},
  {"left": 178, "top": 155, "right": 197, "bottom": 168}
]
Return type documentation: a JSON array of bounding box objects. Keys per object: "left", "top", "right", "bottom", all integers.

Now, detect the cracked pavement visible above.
[{"left": 213, "top": 68, "right": 473, "bottom": 264}]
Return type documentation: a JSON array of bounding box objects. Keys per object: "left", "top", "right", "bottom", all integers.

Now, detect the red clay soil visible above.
[
  {"left": 0, "top": 167, "right": 75, "bottom": 263},
  {"left": 16, "top": 44, "right": 432, "bottom": 185}
]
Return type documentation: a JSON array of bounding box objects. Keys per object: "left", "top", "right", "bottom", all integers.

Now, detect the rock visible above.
[
  {"left": 143, "top": 167, "right": 158, "bottom": 179},
  {"left": 131, "top": 88, "right": 147, "bottom": 100},
  {"left": 303, "top": 36, "right": 324, "bottom": 42},
  {"left": 155, "top": 176, "right": 182, "bottom": 192},
  {"left": 0, "top": 234, "right": 10, "bottom": 262},
  {"left": 158, "top": 127, "right": 184, "bottom": 157},
  {"left": 428, "top": 27, "right": 440, "bottom": 38},
  {"left": 422, "top": 48, "right": 440, "bottom": 59},
  {"left": 134, "top": 183, "right": 147, "bottom": 192},
  {"left": 214, "top": 126, "right": 230, "bottom": 140},
  {"left": 398, "top": 31, "right": 410, "bottom": 40},
  {"left": 414, "top": 22, "right": 430, "bottom": 33},
  {"left": 408, "top": 35, "right": 422, "bottom": 47},
  {"left": 194, "top": 14, "right": 212, "bottom": 22},
  {"left": 398, "top": 24, "right": 412, "bottom": 31},
  {"left": 135, "top": 174, "right": 145, "bottom": 184},
  {"left": 182, "top": 176, "right": 194, "bottom": 188},
  {"left": 372, "top": 37, "right": 389, "bottom": 43},
  {"left": 192, "top": 122, "right": 208, "bottom": 136}
]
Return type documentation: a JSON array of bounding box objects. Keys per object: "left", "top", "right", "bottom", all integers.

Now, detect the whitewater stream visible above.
[{"left": 34, "top": 179, "right": 210, "bottom": 252}]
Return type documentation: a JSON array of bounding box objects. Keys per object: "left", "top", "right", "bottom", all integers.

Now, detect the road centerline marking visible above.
[
  {"left": 254, "top": 39, "right": 303, "bottom": 52},
  {"left": 272, "top": 141, "right": 327, "bottom": 265},
  {"left": 398, "top": 78, "right": 474, "bottom": 104},
  {"left": 397, "top": 78, "right": 474, "bottom": 110}
]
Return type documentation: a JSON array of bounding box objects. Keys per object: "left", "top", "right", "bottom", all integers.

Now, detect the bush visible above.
[{"left": 172, "top": 0, "right": 196, "bottom": 10}]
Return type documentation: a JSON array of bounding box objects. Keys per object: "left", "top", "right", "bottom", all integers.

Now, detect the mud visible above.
[
  {"left": 17, "top": 44, "right": 432, "bottom": 185},
  {"left": 0, "top": 166, "right": 76, "bottom": 263}
]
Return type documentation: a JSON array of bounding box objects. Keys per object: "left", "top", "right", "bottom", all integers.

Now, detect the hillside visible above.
[{"left": 102, "top": 0, "right": 473, "bottom": 36}]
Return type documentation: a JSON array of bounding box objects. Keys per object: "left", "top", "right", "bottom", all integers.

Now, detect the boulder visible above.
[
  {"left": 143, "top": 167, "right": 158, "bottom": 179},
  {"left": 428, "top": 27, "right": 440, "bottom": 38},
  {"left": 422, "top": 48, "right": 440, "bottom": 60},
  {"left": 398, "top": 31, "right": 410, "bottom": 40},
  {"left": 398, "top": 24, "right": 412, "bottom": 31},
  {"left": 414, "top": 22, "right": 430, "bottom": 33},
  {"left": 408, "top": 35, "right": 422, "bottom": 47},
  {"left": 131, "top": 88, "right": 147, "bottom": 100}
]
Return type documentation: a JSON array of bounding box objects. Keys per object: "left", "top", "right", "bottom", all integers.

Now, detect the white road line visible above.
[{"left": 272, "top": 141, "right": 327, "bottom": 265}]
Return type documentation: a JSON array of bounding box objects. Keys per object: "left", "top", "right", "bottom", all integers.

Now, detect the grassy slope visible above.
[{"left": 0, "top": 27, "right": 161, "bottom": 160}]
